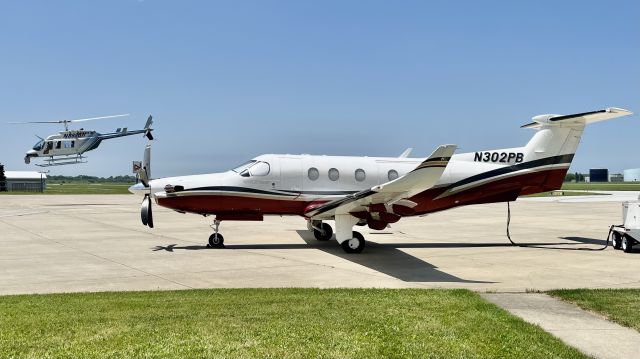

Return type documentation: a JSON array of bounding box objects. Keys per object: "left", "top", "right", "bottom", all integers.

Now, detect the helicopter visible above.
[{"left": 11, "top": 114, "right": 154, "bottom": 167}]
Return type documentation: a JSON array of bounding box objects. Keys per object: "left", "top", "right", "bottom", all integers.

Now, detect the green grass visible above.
[
  {"left": 522, "top": 190, "right": 608, "bottom": 198},
  {"left": 561, "top": 182, "right": 640, "bottom": 191},
  {"left": 0, "top": 182, "right": 133, "bottom": 195},
  {"left": 0, "top": 289, "right": 587, "bottom": 359},
  {"left": 549, "top": 289, "right": 640, "bottom": 332},
  {"left": 44, "top": 182, "right": 132, "bottom": 194}
]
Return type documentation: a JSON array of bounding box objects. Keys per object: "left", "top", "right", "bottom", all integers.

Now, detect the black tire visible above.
[
  {"left": 612, "top": 232, "right": 622, "bottom": 250},
  {"left": 622, "top": 235, "right": 633, "bottom": 253},
  {"left": 208, "top": 233, "right": 225, "bottom": 248},
  {"left": 341, "top": 231, "right": 365, "bottom": 253},
  {"left": 313, "top": 223, "right": 333, "bottom": 241}
]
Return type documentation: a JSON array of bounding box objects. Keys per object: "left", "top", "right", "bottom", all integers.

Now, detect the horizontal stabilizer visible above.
[{"left": 521, "top": 107, "right": 632, "bottom": 129}]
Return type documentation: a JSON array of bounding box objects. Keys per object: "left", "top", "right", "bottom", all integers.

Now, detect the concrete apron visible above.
[{"left": 481, "top": 293, "right": 640, "bottom": 359}]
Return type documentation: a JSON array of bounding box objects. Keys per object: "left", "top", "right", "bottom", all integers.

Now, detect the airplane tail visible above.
[{"left": 518, "top": 107, "right": 632, "bottom": 192}]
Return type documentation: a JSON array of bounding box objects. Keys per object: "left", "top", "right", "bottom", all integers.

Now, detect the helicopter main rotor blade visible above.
[
  {"left": 8, "top": 114, "right": 129, "bottom": 125},
  {"left": 72, "top": 114, "right": 129, "bottom": 122}
]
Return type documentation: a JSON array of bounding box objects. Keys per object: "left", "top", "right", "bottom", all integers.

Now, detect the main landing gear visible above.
[
  {"left": 308, "top": 220, "right": 366, "bottom": 254},
  {"left": 341, "top": 231, "right": 365, "bottom": 253},
  {"left": 208, "top": 219, "right": 224, "bottom": 248}
]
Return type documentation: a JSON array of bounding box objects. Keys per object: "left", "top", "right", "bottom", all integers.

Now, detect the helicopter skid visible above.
[{"left": 36, "top": 155, "right": 88, "bottom": 167}]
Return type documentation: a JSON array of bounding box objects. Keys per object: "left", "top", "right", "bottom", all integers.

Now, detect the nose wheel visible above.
[
  {"left": 208, "top": 233, "right": 224, "bottom": 248},
  {"left": 207, "top": 219, "right": 225, "bottom": 248}
]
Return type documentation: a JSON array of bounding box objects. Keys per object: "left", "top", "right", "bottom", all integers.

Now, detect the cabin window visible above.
[
  {"left": 55, "top": 141, "right": 61, "bottom": 149},
  {"left": 328, "top": 168, "right": 339, "bottom": 181},
  {"left": 355, "top": 169, "right": 366, "bottom": 182},
  {"left": 308, "top": 167, "right": 319, "bottom": 181},
  {"left": 46, "top": 142, "right": 53, "bottom": 150},
  {"left": 388, "top": 169, "right": 399, "bottom": 181},
  {"left": 63, "top": 141, "right": 74, "bottom": 149},
  {"left": 249, "top": 161, "right": 270, "bottom": 176}
]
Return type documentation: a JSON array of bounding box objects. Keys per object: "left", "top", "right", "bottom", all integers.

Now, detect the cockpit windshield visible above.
[
  {"left": 32, "top": 139, "right": 44, "bottom": 151},
  {"left": 231, "top": 160, "right": 256, "bottom": 173}
]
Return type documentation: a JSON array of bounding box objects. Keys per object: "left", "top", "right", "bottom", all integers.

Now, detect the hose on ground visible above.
[{"left": 506, "top": 201, "right": 615, "bottom": 251}]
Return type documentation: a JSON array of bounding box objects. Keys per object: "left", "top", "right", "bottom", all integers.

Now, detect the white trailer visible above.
[{"left": 611, "top": 200, "right": 640, "bottom": 253}]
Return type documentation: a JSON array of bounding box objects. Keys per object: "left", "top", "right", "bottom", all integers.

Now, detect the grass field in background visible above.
[
  {"left": 549, "top": 289, "right": 640, "bottom": 332},
  {"left": 44, "top": 182, "right": 132, "bottom": 194},
  {"left": 0, "top": 181, "right": 133, "bottom": 195},
  {"left": 0, "top": 289, "right": 587, "bottom": 359},
  {"left": 522, "top": 190, "right": 608, "bottom": 198},
  {"left": 561, "top": 182, "right": 640, "bottom": 191}
]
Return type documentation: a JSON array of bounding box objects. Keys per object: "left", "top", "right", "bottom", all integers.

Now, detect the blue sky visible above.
[{"left": 0, "top": 0, "right": 638, "bottom": 177}]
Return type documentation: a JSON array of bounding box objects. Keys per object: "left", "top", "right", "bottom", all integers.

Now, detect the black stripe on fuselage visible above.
[
  {"left": 180, "top": 186, "right": 358, "bottom": 197},
  {"left": 449, "top": 154, "right": 574, "bottom": 189},
  {"left": 183, "top": 186, "right": 298, "bottom": 197}
]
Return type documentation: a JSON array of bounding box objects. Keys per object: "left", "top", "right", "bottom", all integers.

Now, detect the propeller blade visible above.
[
  {"left": 141, "top": 195, "right": 154, "bottom": 228},
  {"left": 134, "top": 144, "right": 152, "bottom": 187}
]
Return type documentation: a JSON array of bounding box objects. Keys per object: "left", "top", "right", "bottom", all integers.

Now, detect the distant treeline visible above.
[{"left": 48, "top": 175, "right": 137, "bottom": 183}]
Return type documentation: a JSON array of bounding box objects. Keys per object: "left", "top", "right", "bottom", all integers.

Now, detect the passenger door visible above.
[{"left": 279, "top": 157, "right": 303, "bottom": 195}]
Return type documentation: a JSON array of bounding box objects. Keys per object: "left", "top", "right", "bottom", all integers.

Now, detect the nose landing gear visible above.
[
  {"left": 309, "top": 220, "right": 333, "bottom": 241},
  {"left": 208, "top": 219, "right": 224, "bottom": 248}
]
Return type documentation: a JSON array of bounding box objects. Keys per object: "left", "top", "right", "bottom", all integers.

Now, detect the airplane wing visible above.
[{"left": 304, "top": 144, "right": 457, "bottom": 223}]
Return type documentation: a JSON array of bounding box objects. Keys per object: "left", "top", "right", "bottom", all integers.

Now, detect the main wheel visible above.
[
  {"left": 341, "top": 231, "right": 365, "bottom": 253},
  {"left": 612, "top": 232, "right": 622, "bottom": 250},
  {"left": 622, "top": 235, "right": 633, "bottom": 253},
  {"left": 208, "top": 233, "right": 225, "bottom": 248},
  {"left": 313, "top": 223, "right": 333, "bottom": 241}
]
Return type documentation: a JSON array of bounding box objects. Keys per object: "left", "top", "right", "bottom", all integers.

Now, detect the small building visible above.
[
  {"left": 610, "top": 173, "right": 624, "bottom": 183},
  {"left": 624, "top": 168, "right": 640, "bottom": 182},
  {"left": 4, "top": 171, "right": 47, "bottom": 192},
  {"left": 589, "top": 168, "right": 609, "bottom": 183}
]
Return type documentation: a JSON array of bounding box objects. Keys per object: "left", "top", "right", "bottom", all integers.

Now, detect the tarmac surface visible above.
[{"left": 1, "top": 193, "right": 640, "bottom": 295}]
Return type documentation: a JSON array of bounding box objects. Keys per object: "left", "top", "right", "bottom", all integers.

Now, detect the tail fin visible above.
[{"left": 520, "top": 107, "right": 632, "bottom": 191}]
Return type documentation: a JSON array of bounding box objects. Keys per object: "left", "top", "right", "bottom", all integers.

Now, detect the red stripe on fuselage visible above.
[{"left": 156, "top": 167, "right": 568, "bottom": 217}]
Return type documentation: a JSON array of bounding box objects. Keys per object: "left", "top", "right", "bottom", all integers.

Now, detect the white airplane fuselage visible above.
[{"left": 129, "top": 107, "right": 633, "bottom": 252}]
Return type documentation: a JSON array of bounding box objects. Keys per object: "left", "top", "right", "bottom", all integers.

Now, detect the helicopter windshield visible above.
[{"left": 32, "top": 139, "right": 44, "bottom": 151}]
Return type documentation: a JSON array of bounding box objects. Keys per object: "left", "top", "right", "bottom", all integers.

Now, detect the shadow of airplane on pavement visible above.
[{"left": 152, "top": 233, "right": 623, "bottom": 282}]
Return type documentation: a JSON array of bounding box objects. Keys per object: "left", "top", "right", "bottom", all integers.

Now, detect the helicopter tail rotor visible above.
[{"left": 143, "top": 115, "right": 154, "bottom": 140}]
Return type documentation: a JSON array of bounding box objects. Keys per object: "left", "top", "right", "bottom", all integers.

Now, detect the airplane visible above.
[
  {"left": 11, "top": 114, "right": 154, "bottom": 167},
  {"left": 130, "top": 107, "right": 633, "bottom": 253}
]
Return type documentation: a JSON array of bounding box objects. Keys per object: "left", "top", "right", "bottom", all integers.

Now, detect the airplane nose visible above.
[{"left": 128, "top": 182, "right": 146, "bottom": 195}]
